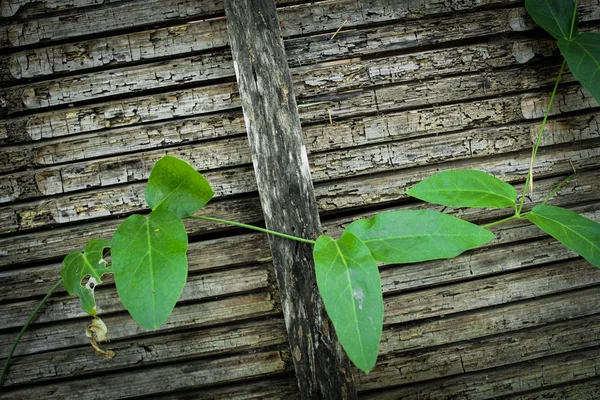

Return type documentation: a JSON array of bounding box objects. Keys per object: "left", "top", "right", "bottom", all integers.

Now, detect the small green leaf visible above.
[
  {"left": 60, "top": 239, "right": 112, "bottom": 316},
  {"left": 146, "top": 155, "right": 214, "bottom": 218},
  {"left": 407, "top": 170, "right": 518, "bottom": 208},
  {"left": 112, "top": 209, "right": 188, "bottom": 329},
  {"left": 525, "top": 0, "right": 578, "bottom": 40},
  {"left": 345, "top": 210, "right": 495, "bottom": 264},
  {"left": 558, "top": 33, "right": 600, "bottom": 104},
  {"left": 526, "top": 205, "right": 600, "bottom": 267},
  {"left": 313, "top": 233, "right": 383, "bottom": 373}
]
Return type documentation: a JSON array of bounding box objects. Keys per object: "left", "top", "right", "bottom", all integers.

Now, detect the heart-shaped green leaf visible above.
[
  {"left": 345, "top": 210, "right": 495, "bottom": 264},
  {"left": 558, "top": 33, "right": 600, "bottom": 104},
  {"left": 146, "top": 155, "right": 214, "bottom": 218},
  {"left": 525, "top": 0, "right": 578, "bottom": 40},
  {"left": 526, "top": 205, "right": 600, "bottom": 267},
  {"left": 60, "top": 239, "right": 112, "bottom": 316},
  {"left": 407, "top": 170, "right": 518, "bottom": 209},
  {"left": 314, "top": 232, "right": 383, "bottom": 373},
  {"left": 112, "top": 208, "right": 188, "bottom": 330}
]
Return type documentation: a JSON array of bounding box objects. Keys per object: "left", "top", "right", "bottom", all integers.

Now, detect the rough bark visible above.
[{"left": 223, "top": 0, "right": 357, "bottom": 398}]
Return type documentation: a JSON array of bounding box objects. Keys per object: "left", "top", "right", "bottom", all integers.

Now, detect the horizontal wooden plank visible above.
[
  {"left": 1, "top": 55, "right": 574, "bottom": 173},
  {"left": 359, "top": 313, "right": 600, "bottom": 391},
  {"left": 8, "top": 0, "right": 597, "bottom": 89},
  {"left": 0, "top": 34, "right": 568, "bottom": 145},
  {"left": 3, "top": 318, "right": 287, "bottom": 386},
  {"left": 1, "top": 141, "right": 598, "bottom": 268},
  {"left": 0, "top": 0, "right": 523, "bottom": 70},
  {"left": 3, "top": 222, "right": 598, "bottom": 359},
  {"left": 3, "top": 168, "right": 597, "bottom": 301},
  {"left": 380, "top": 236, "right": 582, "bottom": 295},
  {"left": 0, "top": 291, "right": 278, "bottom": 358},
  {"left": 0, "top": 196, "right": 269, "bottom": 268},
  {"left": 0, "top": 264, "right": 271, "bottom": 329},
  {"left": 0, "top": 0, "right": 296, "bottom": 20},
  {"left": 0, "top": 6, "right": 549, "bottom": 114},
  {"left": 315, "top": 141, "right": 600, "bottom": 217},
  {"left": 0, "top": 232, "right": 271, "bottom": 301},
  {"left": 2, "top": 83, "right": 596, "bottom": 205},
  {"left": 155, "top": 377, "right": 299, "bottom": 400},
  {"left": 361, "top": 346, "right": 600, "bottom": 399},
  {"left": 0, "top": 48, "right": 585, "bottom": 149},
  {"left": 1, "top": 350, "right": 288, "bottom": 399},
  {"left": 383, "top": 259, "right": 600, "bottom": 325},
  {"left": 0, "top": 0, "right": 224, "bottom": 49},
  {"left": 0, "top": 216, "right": 583, "bottom": 334},
  {"left": 501, "top": 378, "right": 600, "bottom": 400},
  {"left": 2, "top": 0, "right": 129, "bottom": 19},
  {"left": 378, "top": 285, "right": 600, "bottom": 355},
  {"left": 1, "top": 110, "right": 597, "bottom": 238}
]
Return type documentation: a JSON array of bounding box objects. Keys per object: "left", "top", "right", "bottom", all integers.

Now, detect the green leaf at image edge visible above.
[
  {"left": 558, "top": 32, "right": 600, "bottom": 105},
  {"left": 60, "top": 239, "right": 112, "bottom": 316},
  {"left": 313, "top": 233, "right": 383, "bottom": 374},
  {"left": 146, "top": 155, "right": 215, "bottom": 219},
  {"left": 525, "top": 0, "right": 578, "bottom": 40},
  {"left": 406, "top": 170, "right": 518, "bottom": 209},
  {"left": 345, "top": 210, "right": 496, "bottom": 264},
  {"left": 112, "top": 208, "right": 189, "bottom": 330},
  {"left": 526, "top": 205, "right": 600, "bottom": 267}
]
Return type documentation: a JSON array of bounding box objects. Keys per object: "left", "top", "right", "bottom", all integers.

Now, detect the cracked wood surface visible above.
[
  {"left": 5, "top": 2, "right": 600, "bottom": 119},
  {"left": 1, "top": 98, "right": 597, "bottom": 233},
  {"left": 1, "top": 139, "right": 599, "bottom": 269},
  {"left": 1, "top": 0, "right": 600, "bottom": 398},
  {"left": 1, "top": 77, "right": 598, "bottom": 205}
]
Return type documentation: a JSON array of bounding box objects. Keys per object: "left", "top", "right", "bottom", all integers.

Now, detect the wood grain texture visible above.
[
  {"left": 2, "top": 82, "right": 597, "bottom": 206},
  {"left": 1, "top": 139, "right": 598, "bottom": 268},
  {"left": 0, "top": 350, "right": 289, "bottom": 399},
  {"left": 3, "top": 319, "right": 288, "bottom": 386},
  {"left": 361, "top": 346, "right": 600, "bottom": 399},
  {"left": 360, "top": 313, "right": 600, "bottom": 391},
  {"left": 0, "top": 0, "right": 525, "bottom": 75},
  {"left": 0, "top": 291, "right": 278, "bottom": 358},
  {"left": 0, "top": 264, "right": 272, "bottom": 329},
  {"left": 1, "top": 0, "right": 600, "bottom": 396},
  {"left": 224, "top": 0, "right": 357, "bottom": 397}
]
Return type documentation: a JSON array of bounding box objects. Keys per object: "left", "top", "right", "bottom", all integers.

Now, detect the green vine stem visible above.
[
  {"left": 518, "top": 0, "right": 578, "bottom": 215},
  {"left": 517, "top": 59, "right": 566, "bottom": 215},
  {"left": 0, "top": 279, "right": 63, "bottom": 387},
  {"left": 186, "top": 215, "right": 317, "bottom": 245}
]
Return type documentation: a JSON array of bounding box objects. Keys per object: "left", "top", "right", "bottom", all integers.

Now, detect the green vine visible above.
[{"left": 2, "top": 0, "right": 599, "bottom": 384}]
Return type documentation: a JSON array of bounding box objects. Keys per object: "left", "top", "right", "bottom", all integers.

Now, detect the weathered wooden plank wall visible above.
[{"left": 0, "top": 0, "right": 599, "bottom": 398}]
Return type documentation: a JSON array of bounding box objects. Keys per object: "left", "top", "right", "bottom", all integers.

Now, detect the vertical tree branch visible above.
[{"left": 223, "top": 0, "right": 358, "bottom": 398}]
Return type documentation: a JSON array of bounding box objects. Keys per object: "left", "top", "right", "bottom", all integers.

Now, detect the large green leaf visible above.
[
  {"left": 313, "top": 232, "right": 383, "bottom": 373},
  {"left": 112, "top": 208, "right": 188, "bottom": 329},
  {"left": 146, "top": 155, "right": 214, "bottom": 218},
  {"left": 60, "top": 239, "right": 112, "bottom": 316},
  {"left": 345, "top": 210, "right": 495, "bottom": 264},
  {"left": 406, "top": 170, "right": 518, "bottom": 209},
  {"left": 526, "top": 205, "right": 600, "bottom": 267},
  {"left": 525, "top": 0, "right": 578, "bottom": 40},
  {"left": 558, "top": 33, "right": 600, "bottom": 104}
]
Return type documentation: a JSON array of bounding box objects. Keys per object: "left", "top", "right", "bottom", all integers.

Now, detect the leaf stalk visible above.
[{"left": 186, "top": 215, "right": 317, "bottom": 245}]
